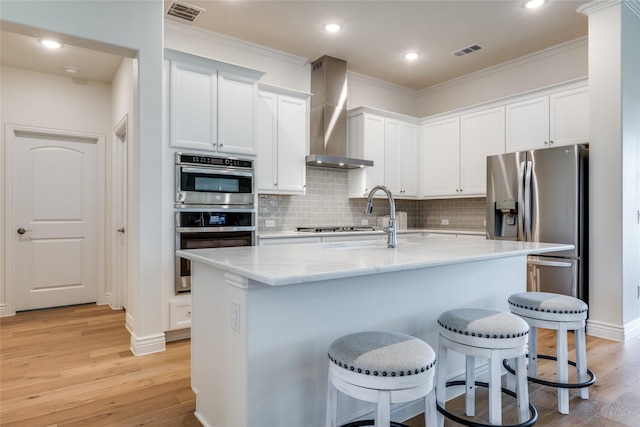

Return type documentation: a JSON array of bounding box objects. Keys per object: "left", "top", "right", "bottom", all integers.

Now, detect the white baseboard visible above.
[
  {"left": 0, "top": 303, "right": 15, "bottom": 317},
  {"left": 165, "top": 327, "right": 191, "bottom": 342},
  {"left": 587, "top": 317, "right": 640, "bottom": 342},
  {"left": 129, "top": 331, "right": 166, "bottom": 356}
]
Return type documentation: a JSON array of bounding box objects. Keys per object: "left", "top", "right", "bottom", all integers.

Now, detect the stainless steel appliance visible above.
[
  {"left": 175, "top": 210, "right": 255, "bottom": 293},
  {"left": 175, "top": 153, "right": 256, "bottom": 293},
  {"left": 486, "top": 144, "right": 588, "bottom": 302},
  {"left": 175, "top": 152, "right": 254, "bottom": 207}
]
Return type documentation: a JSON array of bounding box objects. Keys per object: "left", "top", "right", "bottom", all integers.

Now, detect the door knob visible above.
[
  {"left": 117, "top": 228, "right": 125, "bottom": 234},
  {"left": 17, "top": 227, "right": 32, "bottom": 235}
]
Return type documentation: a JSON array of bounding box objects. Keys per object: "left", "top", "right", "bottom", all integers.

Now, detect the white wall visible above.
[
  {"left": 584, "top": 0, "right": 640, "bottom": 340},
  {"left": 416, "top": 38, "right": 588, "bottom": 117},
  {"left": 109, "top": 57, "right": 135, "bottom": 311},
  {"left": 0, "top": 65, "right": 112, "bottom": 313},
  {"left": 1, "top": 0, "right": 165, "bottom": 355}
]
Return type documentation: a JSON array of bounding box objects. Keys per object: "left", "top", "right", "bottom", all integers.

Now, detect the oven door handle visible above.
[
  {"left": 176, "top": 226, "right": 256, "bottom": 233},
  {"left": 179, "top": 167, "right": 254, "bottom": 178}
]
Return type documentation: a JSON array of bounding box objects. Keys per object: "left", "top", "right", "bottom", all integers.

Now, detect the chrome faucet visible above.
[{"left": 365, "top": 185, "right": 397, "bottom": 248}]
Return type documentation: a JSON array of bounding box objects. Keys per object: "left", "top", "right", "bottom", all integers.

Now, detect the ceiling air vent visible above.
[
  {"left": 166, "top": 1, "right": 206, "bottom": 23},
  {"left": 452, "top": 44, "right": 483, "bottom": 57}
]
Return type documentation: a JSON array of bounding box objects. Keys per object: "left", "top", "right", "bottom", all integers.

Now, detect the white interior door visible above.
[
  {"left": 114, "top": 117, "right": 128, "bottom": 310},
  {"left": 9, "top": 127, "right": 101, "bottom": 311}
]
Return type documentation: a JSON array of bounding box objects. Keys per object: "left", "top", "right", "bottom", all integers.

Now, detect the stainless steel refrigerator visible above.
[{"left": 486, "top": 144, "right": 588, "bottom": 303}]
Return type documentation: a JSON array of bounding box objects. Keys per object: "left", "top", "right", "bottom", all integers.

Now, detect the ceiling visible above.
[
  {"left": 166, "top": 0, "right": 589, "bottom": 90},
  {"left": 1, "top": 0, "right": 589, "bottom": 90}
]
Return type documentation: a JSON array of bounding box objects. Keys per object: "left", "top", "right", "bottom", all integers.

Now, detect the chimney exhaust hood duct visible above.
[{"left": 307, "top": 56, "right": 373, "bottom": 169}]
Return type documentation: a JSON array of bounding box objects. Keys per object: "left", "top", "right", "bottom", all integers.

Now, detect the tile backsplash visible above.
[{"left": 258, "top": 166, "right": 486, "bottom": 232}]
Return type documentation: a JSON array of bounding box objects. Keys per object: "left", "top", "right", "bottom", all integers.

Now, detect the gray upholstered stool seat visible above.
[
  {"left": 326, "top": 331, "right": 437, "bottom": 427},
  {"left": 507, "top": 292, "right": 595, "bottom": 415},
  {"left": 436, "top": 308, "right": 537, "bottom": 427}
]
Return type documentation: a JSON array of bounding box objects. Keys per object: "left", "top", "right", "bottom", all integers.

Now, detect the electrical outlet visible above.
[
  {"left": 361, "top": 219, "right": 368, "bottom": 226},
  {"left": 265, "top": 220, "right": 275, "bottom": 228},
  {"left": 441, "top": 219, "right": 449, "bottom": 225},
  {"left": 231, "top": 300, "right": 240, "bottom": 332}
]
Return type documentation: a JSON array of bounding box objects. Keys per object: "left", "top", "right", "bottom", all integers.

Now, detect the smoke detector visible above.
[
  {"left": 166, "top": 1, "right": 206, "bottom": 23},
  {"left": 64, "top": 66, "right": 79, "bottom": 75},
  {"left": 452, "top": 44, "right": 483, "bottom": 57}
]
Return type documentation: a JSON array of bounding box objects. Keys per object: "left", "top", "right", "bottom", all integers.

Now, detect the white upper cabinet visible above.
[
  {"left": 348, "top": 109, "right": 418, "bottom": 199},
  {"left": 165, "top": 48, "right": 264, "bottom": 156},
  {"left": 420, "top": 116, "right": 460, "bottom": 198},
  {"left": 348, "top": 112, "right": 385, "bottom": 198},
  {"left": 460, "top": 106, "right": 505, "bottom": 196},
  {"left": 217, "top": 71, "right": 259, "bottom": 156},
  {"left": 169, "top": 60, "right": 218, "bottom": 152},
  {"left": 400, "top": 122, "right": 418, "bottom": 197},
  {"left": 257, "top": 87, "right": 308, "bottom": 195},
  {"left": 549, "top": 87, "right": 589, "bottom": 147},
  {"left": 420, "top": 107, "right": 505, "bottom": 198},
  {"left": 506, "top": 85, "right": 588, "bottom": 152}
]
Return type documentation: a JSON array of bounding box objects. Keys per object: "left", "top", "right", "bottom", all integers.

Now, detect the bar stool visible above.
[
  {"left": 326, "top": 331, "right": 437, "bottom": 427},
  {"left": 436, "top": 308, "right": 537, "bottom": 427},
  {"left": 506, "top": 292, "right": 595, "bottom": 415}
]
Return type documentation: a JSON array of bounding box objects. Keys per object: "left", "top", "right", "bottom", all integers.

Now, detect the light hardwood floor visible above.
[{"left": 1, "top": 304, "right": 639, "bottom": 426}]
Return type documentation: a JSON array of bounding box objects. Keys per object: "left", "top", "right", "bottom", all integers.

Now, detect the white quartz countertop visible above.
[{"left": 177, "top": 237, "right": 573, "bottom": 287}]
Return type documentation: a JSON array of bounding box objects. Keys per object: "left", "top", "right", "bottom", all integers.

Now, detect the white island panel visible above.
[{"left": 183, "top": 238, "right": 573, "bottom": 427}]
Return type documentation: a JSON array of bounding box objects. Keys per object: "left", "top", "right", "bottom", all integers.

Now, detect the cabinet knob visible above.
[
  {"left": 549, "top": 140, "right": 554, "bottom": 144},
  {"left": 544, "top": 141, "right": 549, "bottom": 145}
]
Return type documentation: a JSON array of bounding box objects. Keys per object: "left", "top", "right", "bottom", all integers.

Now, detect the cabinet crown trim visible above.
[{"left": 165, "top": 48, "right": 265, "bottom": 80}]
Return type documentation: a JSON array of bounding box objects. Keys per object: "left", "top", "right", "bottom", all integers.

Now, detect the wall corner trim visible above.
[{"left": 129, "top": 331, "right": 166, "bottom": 356}]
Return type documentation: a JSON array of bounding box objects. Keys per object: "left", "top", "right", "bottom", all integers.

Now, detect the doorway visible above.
[{"left": 6, "top": 125, "right": 105, "bottom": 311}]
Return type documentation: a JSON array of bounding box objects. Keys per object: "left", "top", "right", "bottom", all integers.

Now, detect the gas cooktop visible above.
[{"left": 296, "top": 226, "right": 376, "bottom": 233}]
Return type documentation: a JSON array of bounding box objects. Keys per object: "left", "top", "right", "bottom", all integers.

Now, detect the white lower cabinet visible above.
[{"left": 257, "top": 87, "right": 309, "bottom": 194}]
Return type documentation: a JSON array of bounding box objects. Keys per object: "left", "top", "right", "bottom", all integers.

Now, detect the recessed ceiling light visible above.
[
  {"left": 403, "top": 52, "right": 419, "bottom": 61},
  {"left": 64, "top": 66, "right": 79, "bottom": 75},
  {"left": 324, "top": 23, "right": 342, "bottom": 33},
  {"left": 523, "top": 0, "right": 546, "bottom": 9},
  {"left": 40, "top": 39, "right": 62, "bottom": 49}
]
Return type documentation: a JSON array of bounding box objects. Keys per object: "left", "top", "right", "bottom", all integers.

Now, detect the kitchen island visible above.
[{"left": 178, "top": 237, "right": 573, "bottom": 427}]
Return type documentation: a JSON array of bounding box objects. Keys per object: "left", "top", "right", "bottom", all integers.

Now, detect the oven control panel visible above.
[{"left": 176, "top": 152, "right": 253, "bottom": 169}]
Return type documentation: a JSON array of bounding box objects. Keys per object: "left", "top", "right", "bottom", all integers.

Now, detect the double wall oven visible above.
[{"left": 175, "top": 153, "right": 256, "bottom": 293}]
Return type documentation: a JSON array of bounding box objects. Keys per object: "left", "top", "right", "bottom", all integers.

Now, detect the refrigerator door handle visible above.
[
  {"left": 518, "top": 161, "right": 526, "bottom": 240},
  {"left": 524, "top": 160, "right": 533, "bottom": 241},
  {"left": 528, "top": 259, "right": 574, "bottom": 268}
]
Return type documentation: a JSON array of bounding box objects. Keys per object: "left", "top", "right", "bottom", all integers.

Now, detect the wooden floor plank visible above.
[{"left": 2, "top": 303, "right": 639, "bottom": 426}]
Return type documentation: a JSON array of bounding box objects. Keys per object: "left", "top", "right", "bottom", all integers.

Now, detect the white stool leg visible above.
[
  {"left": 465, "top": 355, "right": 475, "bottom": 416},
  {"left": 489, "top": 349, "right": 502, "bottom": 425},
  {"left": 506, "top": 358, "right": 516, "bottom": 392},
  {"left": 557, "top": 324, "right": 569, "bottom": 414},
  {"left": 575, "top": 326, "right": 589, "bottom": 400},
  {"left": 326, "top": 370, "right": 338, "bottom": 427},
  {"left": 436, "top": 341, "right": 448, "bottom": 427},
  {"left": 425, "top": 390, "right": 437, "bottom": 427},
  {"left": 528, "top": 326, "right": 538, "bottom": 378},
  {"left": 515, "top": 353, "right": 530, "bottom": 423},
  {"left": 376, "top": 390, "right": 391, "bottom": 427}
]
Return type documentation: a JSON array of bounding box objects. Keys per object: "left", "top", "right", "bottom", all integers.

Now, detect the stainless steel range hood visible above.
[{"left": 307, "top": 56, "right": 373, "bottom": 169}]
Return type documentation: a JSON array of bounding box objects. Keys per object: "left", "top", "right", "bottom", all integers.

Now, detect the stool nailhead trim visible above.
[
  {"left": 508, "top": 300, "right": 588, "bottom": 315},
  {"left": 327, "top": 354, "right": 436, "bottom": 378},
  {"left": 437, "top": 320, "right": 528, "bottom": 339}
]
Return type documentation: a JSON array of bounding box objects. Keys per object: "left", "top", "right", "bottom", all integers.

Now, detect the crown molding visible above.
[
  {"left": 165, "top": 20, "right": 309, "bottom": 66},
  {"left": 419, "top": 37, "right": 587, "bottom": 96},
  {"left": 347, "top": 71, "right": 418, "bottom": 96},
  {"left": 577, "top": 0, "right": 640, "bottom": 16}
]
